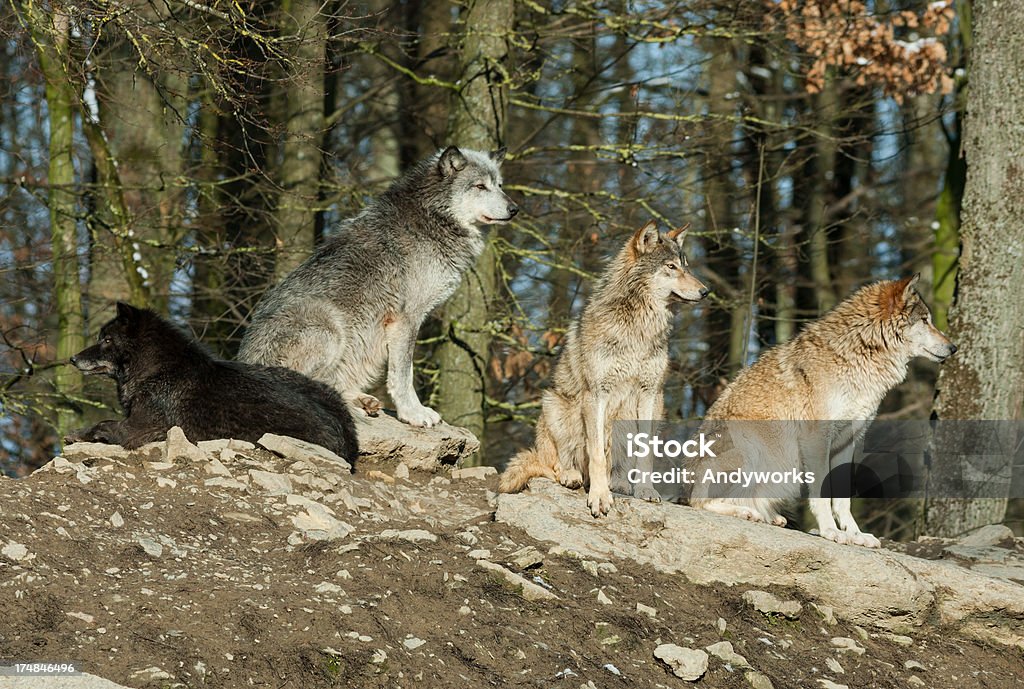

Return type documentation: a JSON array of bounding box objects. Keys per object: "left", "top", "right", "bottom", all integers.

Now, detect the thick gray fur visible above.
[{"left": 238, "top": 146, "right": 517, "bottom": 427}]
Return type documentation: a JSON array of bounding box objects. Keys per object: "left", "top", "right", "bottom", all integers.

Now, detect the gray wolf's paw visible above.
[
  {"left": 820, "top": 527, "right": 851, "bottom": 545},
  {"left": 771, "top": 515, "right": 788, "bottom": 527},
  {"left": 846, "top": 530, "right": 881, "bottom": 548},
  {"left": 559, "top": 468, "right": 583, "bottom": 490},
  {"left": 398, "top": 403, "right": 442, "bottom": 428},
  {"left": 632, "top": 483, "right": 662, "bottom": 503},
  {"left": 356, "top": 394, "right": 382, "bottom": 417},
  {"left": 587, "top": 486, "right": 614, "bottom": 517}
]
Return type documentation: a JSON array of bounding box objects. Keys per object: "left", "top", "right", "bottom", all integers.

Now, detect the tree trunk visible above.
[
  {"left": 925, "top": 0, "right": 1024, "bottom": 536},
  {"left": 435, "top": 0, "right": 513, "bottom": 449},
  {"left": 273, "top": 0, "right": 327, "bottom": 280},
  {"left": 27, "top": 5, "right": 84, "bottom": 436}
]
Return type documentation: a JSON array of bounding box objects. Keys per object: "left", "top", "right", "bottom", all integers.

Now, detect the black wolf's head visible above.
[
  {"left": 70, "top": 302, "right": 146, "bottom": 379},
  {"left": 624, "top": 220, "right": 710, "bottom": 305}
]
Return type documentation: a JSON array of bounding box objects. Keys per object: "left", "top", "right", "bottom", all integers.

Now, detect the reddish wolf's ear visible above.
[
  {"left": 666, "top": 223, "right": 689, "bottom": 246},
  {"left": 629, "top": 220, "right": 660, "bottom": 259},
  {"left": 895, "top": 273, "right": 921, "bottom": 304}
]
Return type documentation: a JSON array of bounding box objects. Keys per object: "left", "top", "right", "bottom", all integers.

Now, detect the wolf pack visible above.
[{"left": 69, "top": 145, "right": 957, "bottom": 550}]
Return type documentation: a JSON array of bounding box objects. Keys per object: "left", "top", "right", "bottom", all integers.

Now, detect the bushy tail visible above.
[{"left": 498, "top": 445, "right": 558, "bottom": 493}]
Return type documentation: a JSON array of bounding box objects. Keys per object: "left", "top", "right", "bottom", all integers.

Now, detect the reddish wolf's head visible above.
[
  {"left": 884, "top": 273, "right": 957, "bottom": 362},
  {"left": 626, "top": 220, "right": 709, "bottom": 304}
]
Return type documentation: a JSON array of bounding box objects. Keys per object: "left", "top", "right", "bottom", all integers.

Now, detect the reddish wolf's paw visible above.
[
  {"left": 356, "top": 394, "right": 382, "bottom": 416},
  {"left": 632, "top": 483, "right": 662, "bottom": 503},
  {"left": 559, "top": 468, "right": 583, "bottom": 490},
  {"left": 398, "top": 403, "right": 442, "bottom": 428},
  {"left": 587, "top": 487, "right": 614, "bottom": 517}
]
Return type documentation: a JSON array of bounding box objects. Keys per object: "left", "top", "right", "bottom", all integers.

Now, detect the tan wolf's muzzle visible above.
[
  {"left": 925, "top": 324, "right": 957, "bottom": 362},
  {"left": 674, "top": 273, "right": 710, "bottom": 304}
]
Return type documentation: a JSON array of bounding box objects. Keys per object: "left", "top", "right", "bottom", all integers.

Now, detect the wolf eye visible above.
[
  {"left": 667, "top": 262, "right": 679, "bottom": 271},
  {"left": 102, "top": 337, "right": 112, "bottom": 344},
  {"left": 474, "top": 183, "right": 488, "bottom": 191}
]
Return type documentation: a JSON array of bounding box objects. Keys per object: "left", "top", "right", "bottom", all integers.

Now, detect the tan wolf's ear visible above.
[
  {"left": 629, "top": 220, "right": 660, "bottom": 259},
  {"left": 666, "top": 222, "right": 690, "bottom": 247}
]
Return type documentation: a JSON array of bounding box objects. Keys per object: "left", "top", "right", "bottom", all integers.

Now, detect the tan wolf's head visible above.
[
  {"left": 627, "top": 220, "right": 709, "bottom": 304},
  {"left": 883, "top": 273, "right": 957, "bottom": 363}
]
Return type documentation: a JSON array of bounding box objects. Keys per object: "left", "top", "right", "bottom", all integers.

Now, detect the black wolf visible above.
[{"left": 68, "top": 302, "right": 358, "bottom": 462}]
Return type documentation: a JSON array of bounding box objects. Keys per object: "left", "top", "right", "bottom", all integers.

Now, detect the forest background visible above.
[{"left": 1, "top": 0, "right": 1021, "bottom": 540}]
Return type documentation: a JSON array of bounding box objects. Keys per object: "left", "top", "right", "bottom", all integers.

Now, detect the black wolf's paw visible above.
[{"left": 63, "top": 428, "right": 90, "bottom": 445}]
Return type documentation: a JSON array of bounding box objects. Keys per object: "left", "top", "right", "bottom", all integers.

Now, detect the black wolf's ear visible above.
[
  {"left": 116, "top": 301, "right": 139, "bottom": 321},
  {"left": 629, "top": 220, "right": 660, "bottom": 259},
  {"left": 489, "top": 147, "right": 507, "bottom": 164},
  {"left": 439, "top": 146, "right": 468, "bottom": 177}
]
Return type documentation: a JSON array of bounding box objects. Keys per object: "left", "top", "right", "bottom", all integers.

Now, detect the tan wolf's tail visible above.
[{"left": 498, "top": 446, "right": 558, "bottom": 493}]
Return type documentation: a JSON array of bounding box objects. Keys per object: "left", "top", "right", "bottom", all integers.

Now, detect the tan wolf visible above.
[
  {"left": 688, "top": 274, "right": 956, "bottom": 547},
  {"left": 499, "top": 220, "right": 709, "bottom": 517}
]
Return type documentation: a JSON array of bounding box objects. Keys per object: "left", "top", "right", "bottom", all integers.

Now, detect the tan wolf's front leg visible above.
[
  {"left": 583, "top": 393, "right": 613, "bottom": 517},
  {"left": 630, "top": 392, "right": 662, "bottom": 503}
]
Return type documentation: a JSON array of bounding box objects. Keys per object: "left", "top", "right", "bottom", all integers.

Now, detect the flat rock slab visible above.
[
  {"left": 258, "top": 433, "right": 351, "bottom": 472},
  {"left": 495, "top": 479, "right": 1024, "bottom": 646},
  {"left": 355, "top": 413, "right": 479, "bottom": 470},
  {"left": 0, "top": 671, "right": 132, "bottom": 689}
]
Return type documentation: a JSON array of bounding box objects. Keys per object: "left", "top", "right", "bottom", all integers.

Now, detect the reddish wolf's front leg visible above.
[{"left": 583, "top": 393, "right": 613, "bottom": 517}]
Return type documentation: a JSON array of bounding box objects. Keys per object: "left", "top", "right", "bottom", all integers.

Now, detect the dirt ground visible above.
[{"left": 0, "top": 443, "right": 1021, "bottom": 689}]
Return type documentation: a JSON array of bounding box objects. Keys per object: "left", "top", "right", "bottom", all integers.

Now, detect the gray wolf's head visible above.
[
  {"left": 889, "top": 274, "right": 957, "bottom": 363},
  {"left": 626, "top": 220, "right": 709, "bottom": 304},
  {"left": 437, "top": 146, "right": 519, "bottom": 228}
]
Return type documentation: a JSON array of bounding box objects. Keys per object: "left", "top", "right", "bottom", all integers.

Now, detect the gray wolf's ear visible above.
[
  {"left": 439, "top": 146, "right": 468, "bottom": 176},
  {"left": 489, "top": 147, "right": 507, "bottom": 164},
  {"left": 629, "top": 220, "right": 660, "bottom": 259}
]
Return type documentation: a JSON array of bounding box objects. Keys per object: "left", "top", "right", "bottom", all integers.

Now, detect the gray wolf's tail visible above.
[{"left": 498, "top": 446, "right": 557, "bottom": 493}]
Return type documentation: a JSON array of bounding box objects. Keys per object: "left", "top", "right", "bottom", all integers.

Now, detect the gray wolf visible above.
[
  {"left": 688, "top": 274, "right": 956, "bottom": 547},
  {"left": 499, "top": 221, "right": 709, "bottom": 517},
  {"left": 67, "top": 302, "right": 358, "bottom": 461},
  {"left": 238, "top": 146, "right": 517, "bottom": 428}
]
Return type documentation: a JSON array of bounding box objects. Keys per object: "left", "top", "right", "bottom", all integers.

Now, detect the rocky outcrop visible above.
[
  {"left": 495, "top": 479, "right": 1024, "bottom": 647},
  {"left": 353, "top": 413, "right": 480, "bottom": 470}
]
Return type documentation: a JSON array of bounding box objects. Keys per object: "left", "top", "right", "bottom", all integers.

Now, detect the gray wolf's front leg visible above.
[
  {"left": 583, "top": 392, "right": 612, "bottom": 517},
  {"left": 631, "top": 392, "right": 662, "bottom": 503},
  {"left": 385, "top": 316, "right": 442, "bottom": 427}
]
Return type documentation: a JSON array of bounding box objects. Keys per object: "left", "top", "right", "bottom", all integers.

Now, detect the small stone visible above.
[
  {"left": 2, "top": 542, "right": 28, "bottom": 562},
  {"left": 811, "top": 602, "right": 837, "bottom": 625},
  {"left": 249, "top": 470, "right": 293, "bottom": 495},
  {"left": 467, "top": 549, "right": 491, "bottom": 559},
  {"left": 903, "top": 660, "right": 926, "bottom": 672},
  {"left": 62, "top": 442, "right": 131, "bottom": 460},
  {"left": 596, "top": 589, "right": 612, "bottom": 605},
  {"left": 66, "top": 611, "right": 95, "bottom": 625},
  {"left": 745, "top": 671, "right": 774, "bottom": 689},
  {"left": 258, "top": 433, "right": 351, "bottom": 471},
  {"left": 458, "top": 605, "right": 472, "bottom": 615},
  {"left": 370, "top": 649, "right": 387, "bottom": 664},
  {"left": 959, "top": 524, "right": 1014, "bottom": 547},
  {"left": 830, "top": 637, "right": 865, "bottom": 656},
  {"left": 825, "top": 657, "right": 844, "bottom": 674},
  {"left": 717, "top": 617, "right": 727, "bottom": 634},
  {"left": 603, "top": 663, "right": 622, "bottom": 676},
  {"left": 884, "top": 633, "right": 913, "bottom": 646},
  {"left": 376, "top": 529, "right": 436, "bottom": 543},
  {"left": 817, "top": 681, "right": 848, "bottom": 689},
  {"left": 204, "top": 477, "right": 248, "bottom": 491},
  {"left": 197, "top": 438, "right": 255, "bottom": 452},
  {"left": 509, "top": 546, "right": 543, "bottom": 570},
  {"left": 580, "top": 560, "right": 600, "bottom": 577},
  {"left": 109, "top": 512, "right": 124, "bottom": 528},
  {"left": 742, "top": 590, "right": 802, "bottom": 619},
  {"left": 291, "top": 506, "right": 354, "bottom": 541},
  {"left": 368, "top": 470, "right": 395, "bottom": 484},
  {"left": 705, "top": 640, "right": 751, "bottom": 669},
  {"left": 394, "top": 463, "right": 410, "bottom": 480},
  {"left": 450, "top": 466, "right": 497, "bottom": 480},
  {"left": 165, "top": 426, "right": 207, "bottom": 462},
  {"left": 204, "top": 458, "right": 233, "bottom": 477},
  {"left": 636, "top": 602, "right": 657, "bottom": 618},
  {"left": 135, "top": 536, "right": 163, "bottom": 558},
  {"left": 403, "top": 637, "right": 426, "bottom": 651},
  {"left": 908, "top": 677, "right": 926, "bottom": 686},
  {"left": 476, "top": 560, "right": 558, "bottom": 601},
  {"left": 653, "top": 644, "right": 708, "bottom": 682}
]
